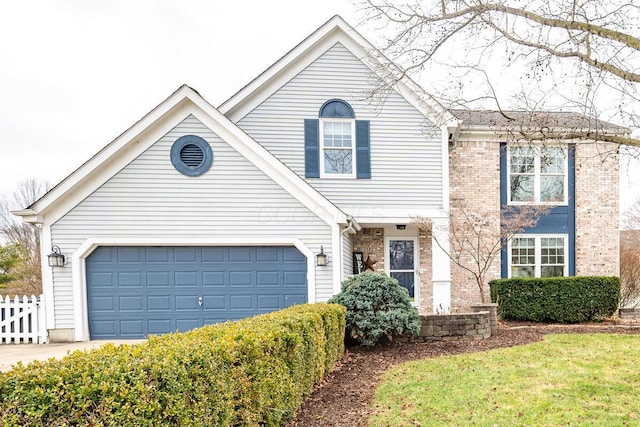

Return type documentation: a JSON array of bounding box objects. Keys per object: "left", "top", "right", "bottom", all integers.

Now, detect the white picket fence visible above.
[{"left": 0, "top": 295, "right": 47, "bottom": 344}]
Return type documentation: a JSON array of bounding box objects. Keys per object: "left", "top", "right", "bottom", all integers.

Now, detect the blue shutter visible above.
[
  {"left": 304, "top": 119, "right": 320, "bottom": 178},
  {"left": 355, "top": 120, "right": 371, "bottom": 179}
]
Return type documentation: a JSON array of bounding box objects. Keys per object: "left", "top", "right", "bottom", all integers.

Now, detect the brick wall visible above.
[
  {"left": 353, "top": 227, "right": 433, "bottom": 313},
  {"left": 574, "top": 142, "right": 620, "bottom": 276},
  {"left": 449, "top": 140, "right": 502, "bottom": 309}
]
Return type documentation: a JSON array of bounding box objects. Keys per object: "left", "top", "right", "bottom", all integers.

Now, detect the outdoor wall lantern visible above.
[
  {"left": 316, "top": 246, "right": 328, "bottom": 267},
  {"left": 47, "top": 245, "right": 65, "bottom": 267}
]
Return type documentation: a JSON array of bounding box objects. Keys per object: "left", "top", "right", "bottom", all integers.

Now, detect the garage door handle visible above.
[{"left": 198, "top": 296, "right": 203, "bottom": 307}]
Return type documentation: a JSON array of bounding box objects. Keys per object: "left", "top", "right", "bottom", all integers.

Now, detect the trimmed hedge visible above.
[
  {"left": 490, "top": 276, "right": 620, "bottom": 323},
  {"left": 0, "top": 303, "right": 346, "bottom": 427}
]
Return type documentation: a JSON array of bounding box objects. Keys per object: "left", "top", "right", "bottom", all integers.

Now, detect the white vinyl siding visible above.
[
  {"left": 50, "top": 116, "right": 333, "bottom": 329},
  {"left": 236, "top": 43, "right": 443, "bottom": 212}
]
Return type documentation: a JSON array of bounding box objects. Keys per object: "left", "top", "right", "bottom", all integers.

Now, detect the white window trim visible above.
[
  {"left": 508, "top": 234, "right": 569, "bottom": 278},
  {"left": 319, "top": 118, "right": 356, "bottom": 178},
  {"left": 384, "top": 235, "right": 420, "bottom": 306},
  {"left": 507, "top": 145, "right": 568, "bottom": 206}
]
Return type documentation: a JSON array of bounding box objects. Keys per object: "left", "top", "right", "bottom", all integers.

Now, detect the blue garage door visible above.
[{"left": 86, "top": 246, "right": 307, "bottom": 339}]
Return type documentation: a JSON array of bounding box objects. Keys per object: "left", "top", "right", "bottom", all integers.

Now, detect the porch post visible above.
[{"left": 431, "top": 217, "right": 451, "bottom": 313}]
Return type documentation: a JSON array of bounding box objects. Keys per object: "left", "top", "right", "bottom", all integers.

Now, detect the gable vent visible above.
[
  {"left": 170, "top": 135, "right": 213, "bottom": 177},
  {"left": 180, "top": 143, "right": 204, "bottom": 168}
]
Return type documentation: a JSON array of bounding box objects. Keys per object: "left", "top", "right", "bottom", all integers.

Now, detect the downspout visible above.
[{"left": 341, "top": 216, "right": 361, "bottom": 235}]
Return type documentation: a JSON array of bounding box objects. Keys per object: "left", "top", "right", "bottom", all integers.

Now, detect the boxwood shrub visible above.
[
  {"left": 490, "top": 276, "right": 620, "bottom": 323},
  {"left": 0, "top": 303, "right": 345, "bottom": 427}
]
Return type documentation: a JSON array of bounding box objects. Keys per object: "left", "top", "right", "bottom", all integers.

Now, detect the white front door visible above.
[{"left": 386, "top": 237, "right": 419, "bottom": 301}]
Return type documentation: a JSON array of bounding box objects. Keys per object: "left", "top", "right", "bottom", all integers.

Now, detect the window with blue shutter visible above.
[{"left": 304, "top": 99, "right": 370, "bottom": 179}]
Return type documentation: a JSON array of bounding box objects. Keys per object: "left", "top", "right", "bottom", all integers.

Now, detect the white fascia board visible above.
[
  {"left": 27, "top": 85, "right": 196, "bottom": 219},
  {"left": 30, "top": 86, "right": 346, "bottom": 228},
  {"left": 219, "top": 15, "right": 455, "bottom": 127},
  {"left": 456, "top": 125, "right": 626, "bottom": 143}
]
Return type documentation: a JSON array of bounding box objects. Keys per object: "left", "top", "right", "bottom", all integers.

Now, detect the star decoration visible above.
[{"left": 364, "top": 255, "right": 378, "bottom": 271}]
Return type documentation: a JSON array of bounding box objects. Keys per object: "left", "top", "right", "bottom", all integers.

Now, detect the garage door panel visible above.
[
  {"left": 148, "top": 295, "right": 171, "bottom": 311},
  {"left": 175, "top": 295, "right": 200, "bottom": 311},
  {"left": 117, "top": 248, "right": 142, "bottom": 263},
  {"left": 147, "top": 272, "right": 170, "bottom": 287},
  {"left": 203, "top": 295, "right": 225, "bottom": 310},
  {"left": 87, "top": 246, "right": 307, "bottom": 339},
  {"left": 175, "top": 271, "right": 198, "bottom": 286},
  {"left": 88, "top": 272, "right": 113, "bottom": 287},
  {"left": 176, "top": 319, "right": 202, "bottom": 332},
  {"left": 284, "top": 271, "right": 305, "bottom": 287},
  {"left": 118, "top": 272, "right": 142, "bottom": 287},
  {"left": 230, "top": 295, "right": 253, "bottom": 310},
  {"left": 174, "top": 247, "right": 198, "bottom": 262},
  {"left": 285, "top": 294, "right": 306, "bottom": 306},
  {"left": 256, "top": 247, "right": 279, "bottom": 262},
  {"left": 202, "top": 247, "right": 224, "bottom": 262},
  {"left": 257, "top": 294, "right": 280, "bottom": 310},
  {"left": 146, "top": 247, "right": 170, "bottom": 262},
  {"left": 119, "top": 296, "right": 143, "bottom": 312},
  {"left": 257, "top": 271, "right": 279, "bottom": 286},
  {"left": 89, "top": 296, "right": 115, "bottom": 312},
  {"left": 203, "top": 272, "right": 225, "bottom": 286},
  {"left": 230, "top": 271, "right": 252, "bottom": 286},
  {"left": 148, "top": 319, "right": 172, "bottom": 335},
  {"left": 120, "top": 320, "right": 144, "bottom": 336},
  {"left": 229, "top": 247, "right": 252, "bottom": 262}
]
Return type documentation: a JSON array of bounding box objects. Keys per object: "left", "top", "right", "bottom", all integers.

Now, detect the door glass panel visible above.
[
  {"left": 391, "top": 272, "right": 414, "bottom": 298},
  {"left": 389, "top": 240, "right": 414, "bottom": 270},
  {"left": 389, "top": 240, "right": 416, "bottom": 298}
]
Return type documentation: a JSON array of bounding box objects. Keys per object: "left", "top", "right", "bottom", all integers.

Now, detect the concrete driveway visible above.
[{"left": 0, "top": 340, "right": 145, "bottom": 372}]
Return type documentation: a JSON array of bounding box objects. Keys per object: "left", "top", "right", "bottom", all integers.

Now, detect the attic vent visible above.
[
  {"left": 170, "top": 135, "right": 213, "bottom": 177},
  {"left": 180, "top": 144, "right": 204, "bottom": 167}
]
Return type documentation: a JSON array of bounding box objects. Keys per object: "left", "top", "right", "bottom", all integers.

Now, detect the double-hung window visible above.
[
  {"left": 509, "top": 146, "right": 567, "bottom": 204},
  {"left": 304, "top": 98, "right": 371, "bottom": 179},
  {"left": 510, "top": 235, "right": 567, "bottom": 278},
  {"left": 321, "top": 119, "right": 355, "bottom": 176}
]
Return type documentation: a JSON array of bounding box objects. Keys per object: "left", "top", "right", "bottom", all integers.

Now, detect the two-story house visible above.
[{"left": 16, "top": 16, "right": 622, "bottom": 342}]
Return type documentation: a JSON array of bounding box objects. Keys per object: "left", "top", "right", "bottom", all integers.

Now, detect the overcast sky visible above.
[{"left": 1, "top": 1, "right": 638, "bottom": 212}]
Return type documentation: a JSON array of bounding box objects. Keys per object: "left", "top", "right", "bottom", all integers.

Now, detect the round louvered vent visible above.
[
  {"left": 170, "top": 135, "right": 213, "bottom": 176},
  {"left": 180, "top": 143, "right": 204, "bottom": 168}
]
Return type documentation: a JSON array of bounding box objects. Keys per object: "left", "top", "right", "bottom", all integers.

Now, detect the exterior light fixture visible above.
[
  {"left": 316, "top": 246, "right": 328, "bottom": 267},
  {"left": 48, "top": 245, "right": 65, "bottom": 267},
  {"left": 396, "top": 224, "right": 406, "bottom": 230}
]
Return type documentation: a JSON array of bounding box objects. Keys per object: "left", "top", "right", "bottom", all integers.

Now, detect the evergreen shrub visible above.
[
  {"left": 328, "top": 272, "right": 420, "bottom": 347},
  {"left": 490, "top": 276, "right": 620, "bottom": 323}
]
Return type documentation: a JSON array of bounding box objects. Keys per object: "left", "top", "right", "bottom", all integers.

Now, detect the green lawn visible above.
[{"left": 370, "top": 334, "right": 640, "bottom": 426}]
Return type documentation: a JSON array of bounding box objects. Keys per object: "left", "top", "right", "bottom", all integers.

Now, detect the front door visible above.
[{"left": 387, "top": 238, "right": 418, "bottom": 300}]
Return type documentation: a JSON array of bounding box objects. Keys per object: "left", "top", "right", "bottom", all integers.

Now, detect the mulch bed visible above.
[{"left": 287, "top": 322, "right": 640, "bottom": 427}]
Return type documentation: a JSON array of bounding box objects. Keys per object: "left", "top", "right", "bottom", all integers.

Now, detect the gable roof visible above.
[
  {"left": 218, "top": 15, "right": 457, "bottom": 126},
  {"left": 15, "top": 85, "right": 349, "bottom": 227}
]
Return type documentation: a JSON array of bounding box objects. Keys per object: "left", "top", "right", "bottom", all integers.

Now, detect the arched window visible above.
[
  {"left": 319, "top": 99, "right": 355, "bottom": 176},
  {"left": 304, "top": 99, "right": 370, "bottom": 179}
]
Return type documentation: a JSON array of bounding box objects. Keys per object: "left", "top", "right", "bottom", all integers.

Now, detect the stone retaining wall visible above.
[
  {"left": 419, "top": 311, "right": 491, "bottom": 341},
  {"left": 620, "top": 308, "right": 640, "bottom": 320}
]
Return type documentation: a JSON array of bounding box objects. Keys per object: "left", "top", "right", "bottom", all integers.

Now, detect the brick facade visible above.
[
  {"left": 448, "top": 140, "right": 502, "bottom": 308},
  {"left": 353, "top": 227, "right": 432, "bottom": 314},
  {"left": 351, "top": 141, "right": 619, "bottom": 313},
  {"left": 574, "top": 142, "right": 619, "bottom": 276}
]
